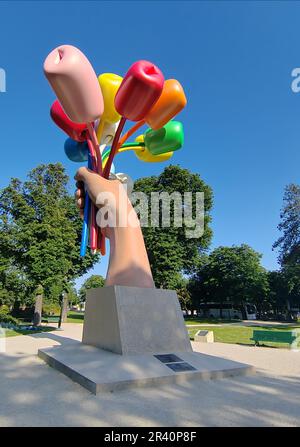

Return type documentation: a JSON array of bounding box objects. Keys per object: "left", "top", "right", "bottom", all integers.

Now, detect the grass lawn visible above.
[
  {"left": 188, "top": 324, "right": 300, "bottom": 348},
  {"left": 67, "top": 311, "right": 84, "bottom": 323},
  {"left": 1, "top": 326, "right": 56, "bottom": 338}
]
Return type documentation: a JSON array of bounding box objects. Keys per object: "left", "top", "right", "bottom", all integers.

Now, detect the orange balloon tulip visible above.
[{"left": 145, "top": 79, "right": 187, "bottom": 130}]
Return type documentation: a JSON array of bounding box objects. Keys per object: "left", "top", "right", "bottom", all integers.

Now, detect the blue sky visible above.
[{"left": 0, "top": 1, "right": 299, "bottom": 288}]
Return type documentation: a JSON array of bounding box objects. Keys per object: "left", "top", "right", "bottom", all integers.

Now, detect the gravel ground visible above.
[{"left": 0, "top": 324, "right": 299, "bottom": 427}]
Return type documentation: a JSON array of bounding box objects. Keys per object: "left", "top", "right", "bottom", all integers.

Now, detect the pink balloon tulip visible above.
[{"left": 44, "top": 45, "right": 104, "bottom": 124}]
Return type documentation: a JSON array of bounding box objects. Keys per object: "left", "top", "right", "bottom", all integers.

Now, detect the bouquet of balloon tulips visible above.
[{"left": 43, "top": 45, "right": 187, "bottom": 257}]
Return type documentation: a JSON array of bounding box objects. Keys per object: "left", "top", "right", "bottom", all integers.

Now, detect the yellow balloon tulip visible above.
[{"left": 97, "top": 73, "right": 123, "bottom": 141}]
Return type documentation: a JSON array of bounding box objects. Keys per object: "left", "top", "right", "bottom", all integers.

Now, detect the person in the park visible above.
[{"left": 75, "top": 166, "right": 154, "bottom": 289}]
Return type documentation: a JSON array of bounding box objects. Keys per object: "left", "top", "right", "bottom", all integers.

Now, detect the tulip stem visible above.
[
  {"left": 98, "top": 229, "right": 106, "bottom": 256},
  {"left": 103, "top": 116, "right": 127, "bottom": 179},
  {"left": 80, "top": 153, "right": 93, "bottom": 257},
  {"left": 86, "top": 135, "right": 97, "bottom": 170},
  {"left": 87, "top": 125, "right": 106, "bottom": 254},
  {"left": 120, "top": 142, "right": 145, "bottom": 149},
  {"left": 87, "top": 122, "right": 102, "bottom": 175},
  {"left": 101, "top": 144, "right": 144, "bottom": 171},
  {"left": 86, "top": 137, "right": 99, "bottom": 253},
  {"left": 117, "top": 119, "right": 146, "bottom": 149}
]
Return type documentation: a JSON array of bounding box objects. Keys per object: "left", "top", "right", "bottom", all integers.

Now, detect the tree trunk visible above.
[
  {"left": 203, "top": 299, "right": 208, "bottom": 318},
  {"left": 12, "top": 301, "right": 20, "bottom": 318},
  {"left": 241, "top": 303, "right": 247, "bottom": 320},
  {"left": 33, "top": 289, "right": 43, "bottom": 326},
  {"left": 59, "top": 293, "right": 69, "bottom": 328},
  {"left": 286, "top": 299, "right": 292, "bottom": 321}
]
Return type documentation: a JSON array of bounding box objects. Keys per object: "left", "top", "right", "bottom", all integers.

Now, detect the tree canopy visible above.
[
  {"left": 273, "top": 183, "right": 300, "bottom": 266},
  {"left": 0, "top": 163, "right": 100, "bottom": 307},
  {"left": 272, "top": 183, "right": 300, "bottom": 315},
  {"left": 189, "top": 245, "right": 269, "bottom": 313},
  {"left": 79, "top": 274, "right": 105, "bottom": 302},
  {"left": 133, "top": 165, "right": 213, "bottom": 288}
]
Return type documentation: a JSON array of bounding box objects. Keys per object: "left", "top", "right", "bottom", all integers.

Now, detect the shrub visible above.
[
  {"left": 0, "top": 313, "right": 19, "bottom": 326},
  {"left": 0, "top": 305, "right": 9, "bottom": 316}
]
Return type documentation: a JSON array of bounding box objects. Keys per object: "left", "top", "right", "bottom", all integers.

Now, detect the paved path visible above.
[{"left": 0, "top": 324, "right": 300, "bottom": 427}]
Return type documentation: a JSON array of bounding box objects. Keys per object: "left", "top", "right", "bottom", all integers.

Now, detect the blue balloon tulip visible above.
[{"left": 64, "top": 138, "right": 89, "bottom": 162}]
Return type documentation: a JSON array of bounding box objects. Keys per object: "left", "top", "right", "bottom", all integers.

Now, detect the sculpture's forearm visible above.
[{"left": 104, "top": 208, "right": 154, "bottom": 288}]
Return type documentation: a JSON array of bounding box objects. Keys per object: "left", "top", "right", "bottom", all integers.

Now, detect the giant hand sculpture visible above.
[{"left": 75, "top": 168, "right": 154, "bottom": 288}]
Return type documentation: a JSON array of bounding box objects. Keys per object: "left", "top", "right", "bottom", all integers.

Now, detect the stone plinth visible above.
[
  {"left": 82, "top": 286, "right": 192, "bottom": 355},
  {"left": 38, "top": 286, "right": 255, "bottom": 394}
]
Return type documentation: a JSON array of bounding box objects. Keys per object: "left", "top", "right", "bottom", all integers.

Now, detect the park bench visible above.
[
  {"left": 251, "top": 329, "right": 300, "bottom": 349},
  {"left": 42, "top": 316, "right": 60, "bottom": 325}
]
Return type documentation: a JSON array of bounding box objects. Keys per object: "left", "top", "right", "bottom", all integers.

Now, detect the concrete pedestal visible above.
[
  {"left": 38, "top": 343, "right": 254, "bottom": 394},
  {"left": 82, "top": 286, "right": 192, "bottom": 355},
  {"left": 38, "top": 286, "right": 254, "bottom": 394}
]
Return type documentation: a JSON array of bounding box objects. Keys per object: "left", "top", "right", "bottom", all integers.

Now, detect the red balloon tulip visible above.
[
  {"left": 50, "top": 100, "right": 89, "bottom": 142},
  {"left": 114, "top": 60, "right": 164, "bottom": 121}
]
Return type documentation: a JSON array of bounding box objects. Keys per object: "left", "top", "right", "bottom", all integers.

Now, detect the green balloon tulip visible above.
[{"left": 144, "top": 121, "right": 184, "bottom": 156}]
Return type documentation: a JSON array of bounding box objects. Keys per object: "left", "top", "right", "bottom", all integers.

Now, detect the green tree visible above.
[
  {"left": 0, "top": 215, "right": 29, "bottom": 307},
  {"left": 173, "top": 275, "right": 192, "bottom": 313},
  {"left": 133, "top": 165, "right": 213, "bottom": 288},
  {"left": 162, "top": 273, "right": 193, "bottom": 312},
  {"left": 273, "top": 183, "right": 300, "bottom": 265},
  {"left": 79, "top": 274, "right": 105, "bottom": 302},
  {"left": 272, "top": 184, "right": 300, "bottom": 317},
  {"left": 0, "top": 163, "right": 99, "bottom": 324},
  {"left": 268, "top": 268, "right": 300, "bottom": 318},
  {"left": 67, "top": 285, "right": 79, "bottom": 306},
  {"left": 190, "top": 245, "right": 269, "bottom": 317},
  {"left": 0, "top": 267, "right": 32, "bottom": 308},
  {"left": 268, "top": 270, "right": 290, "bottom": 314}
]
